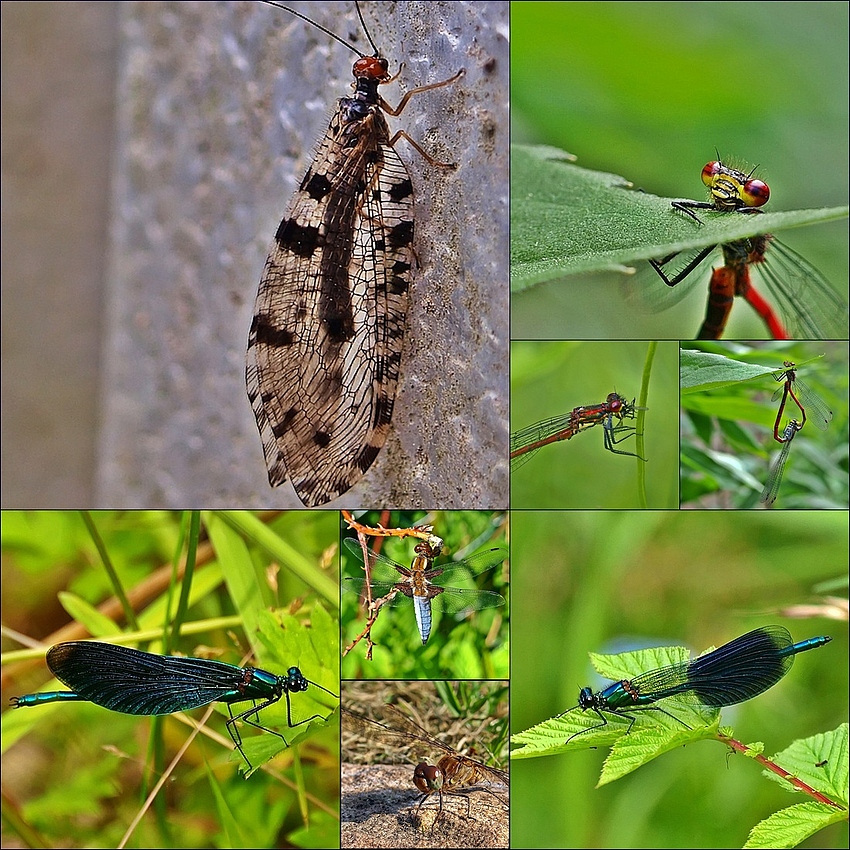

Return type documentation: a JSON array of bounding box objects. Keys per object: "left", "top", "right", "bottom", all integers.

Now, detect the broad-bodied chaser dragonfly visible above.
[
  {"left": 342, "top": 537, "right": 507, "bottom": 644},
  {"left": 341, "top": 703, "right": 509, "bottom": 829}
]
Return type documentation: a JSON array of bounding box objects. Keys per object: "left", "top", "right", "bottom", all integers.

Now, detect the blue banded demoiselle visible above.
[
  {"left": 560, "top": 626, "right": 831, "bottom": 744},
  {"left": 11, "top": 641, "right": 338, "bottom": 771}
]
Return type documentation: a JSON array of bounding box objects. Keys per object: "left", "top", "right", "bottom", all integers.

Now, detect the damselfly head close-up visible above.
[{"left": 639, "top": 157, "right": 849, "bottom": 340}]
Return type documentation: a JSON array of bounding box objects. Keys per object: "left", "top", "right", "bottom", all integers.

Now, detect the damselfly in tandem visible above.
[{"left": 768, "top": 360, "right": 833, "bottom": 442}]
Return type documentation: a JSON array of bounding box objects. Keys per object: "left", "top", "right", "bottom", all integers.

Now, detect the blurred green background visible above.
[
  {"left": 511, "top": 341, "right": 679, "bottom": 507},
  {"left": 510, "top": 509, "right": 848, "bottom": 849},
  {"left": 340, "top": 511, "right": 509, "bottom": 680},
  {"left": 680, "top": 340, "right": 849, "bottom": 508},
  {"left": 511, "top": 1, "right": 849, "bottom": 338}
]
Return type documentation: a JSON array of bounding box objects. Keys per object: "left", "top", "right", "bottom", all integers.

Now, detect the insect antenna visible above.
[{"left": 258, "top": 0, "right": 380, "bottom": 59}]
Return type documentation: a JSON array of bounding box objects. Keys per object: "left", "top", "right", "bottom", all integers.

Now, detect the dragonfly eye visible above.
[
  {"left": 741, "top": 178, "right": 770, "bottom": 207},
  {"left": 414, "top": 762, "right": 444, "bottom": 792},
  {"left": 700, "top": 160, "right": 723, "bottom": 186}
]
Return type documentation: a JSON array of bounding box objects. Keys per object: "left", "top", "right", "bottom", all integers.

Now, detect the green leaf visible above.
[
  {"left": 680, "top": 349, "right": 777, "bottom": 392},
  {"left": 741, "top": 725, "right": 847, "bottom": 847},
  {"left": 57, "top": 592, "right": 121, "bottom": 636},
  {"left": 510, "top": 639, "right": 719, "bottom": 782},
  {"left": 511, "top": 145, "right": 849, "bottom": 291},
  {"left": 743, "top": 801, "right": 846, "bottom": 849},
  {"left": 213, "top": 510, "right": 338, "bottom": 606},
  {"left": 763, "top": 723, "right": 848, "bottom": 804}
]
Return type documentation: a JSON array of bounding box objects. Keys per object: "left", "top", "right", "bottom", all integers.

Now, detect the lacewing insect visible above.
[{"left": 246, "top": 1, "right": 463, "bottom": 506}]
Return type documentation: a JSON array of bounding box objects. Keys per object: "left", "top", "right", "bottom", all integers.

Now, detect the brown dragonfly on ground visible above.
[{"left": 342, "top": 704, "right": 509, "bottom": 829}]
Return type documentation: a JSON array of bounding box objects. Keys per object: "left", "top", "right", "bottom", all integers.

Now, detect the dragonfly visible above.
[
  {"left": 510, "top": 392, "right": 645, "bottom": 470},
  {"left": 647, "top": 158, "right": 849, "bottom": 339},
  {"left": 341, "top": 704, "right": 508, "bottom": 827},
  {"left": 769, "top": 360, "right": 833, "bottom": 442},
  {"left": 760, "top": 419, "right": 802, "bottom": 506},
  {"left": 342, "top": 538, "right": 506, "bottom": 644}
]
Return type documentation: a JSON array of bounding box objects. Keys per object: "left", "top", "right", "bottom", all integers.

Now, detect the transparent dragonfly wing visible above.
[
  {"left": 341, "top": 577, "right": 413, "bottom": 607},
  {"left": 342, "top": 538, "right": 507, "bottom": 614},
  {"left": 623, "top": 238, "right": 849, "bottom": 339},
  {"left": 342, "top": 705, "right": 508, "bottom": 789},
  {"left": 621, "top": 249, "right": 717, "bottom": 316},
  {"left": 343, "top": 704, "right": 457, "bottom": 763}
]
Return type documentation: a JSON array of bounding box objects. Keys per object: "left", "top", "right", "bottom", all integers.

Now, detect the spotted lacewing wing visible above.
[{"left": 246, "top": 1, "right": 463, "bottom": 506}]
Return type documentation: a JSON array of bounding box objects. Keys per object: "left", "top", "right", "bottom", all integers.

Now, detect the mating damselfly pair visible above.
[{"left": 759, "top": 360, "right": 834, "bottom": 506}]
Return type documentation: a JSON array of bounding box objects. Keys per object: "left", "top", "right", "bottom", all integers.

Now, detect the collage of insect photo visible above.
[{"left": 1, "top": 2, "right": 848, "bottom": 850}]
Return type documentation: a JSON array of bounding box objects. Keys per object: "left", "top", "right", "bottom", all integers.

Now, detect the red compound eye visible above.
[
  {"left": 701, "top": 161, "right": 723, "bottom": 187},
  {"left": 606, "top": 393, "right": 623, "bottom": 412},
  {"left": 742, "top": 178, "right": 770, "bottom": 207}
]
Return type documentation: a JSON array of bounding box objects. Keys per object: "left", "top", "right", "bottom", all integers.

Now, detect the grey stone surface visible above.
[
  {"left": 96, "top": 0, "right": 509, "bottom": 508},
  {"left": 342, "top": 762, "right": 509, "bottom": 848}
]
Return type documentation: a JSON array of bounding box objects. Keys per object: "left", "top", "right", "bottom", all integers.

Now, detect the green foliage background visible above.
[
  {"left": 511, "top": 1, "right": 848, "bottom": 339},
  {"left": 680, "top": 340, "right": 849, "bottom": 508},
  {"left": 511, "top": 341, "right": 679, "bottom": 508}
]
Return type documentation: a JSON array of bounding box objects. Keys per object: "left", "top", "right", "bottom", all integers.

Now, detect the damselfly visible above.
[
  {"left": 556, "top": 626, "right": 830, "bottom": 745},
  {"left": 648, "top": 159, "right": 848, "bottom": 339},
  {"left": 760, "top": 419, "right": 803, "bottom": 506},
  {"left": 769, "top": 360, "right": 833, "bottom": 441},
  {"left": 11, "top": 641, "right": 338, "bottom": 772},
  {"left": 510, "top": 392, "right": 645, "bottom": 470}
]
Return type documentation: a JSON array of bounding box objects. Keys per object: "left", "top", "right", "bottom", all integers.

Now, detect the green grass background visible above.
[
  {"left": 340, "top": 511, "right": 509, "bottom": 680},
  {"left": 511, "top": 340, "right": 679, "bottom": 508},
  {"left": 680, "top": 340, "right": 849, "bottom": 508},
  {"left": 1, "top": 510, "right": 340, "bottom": 849}
]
